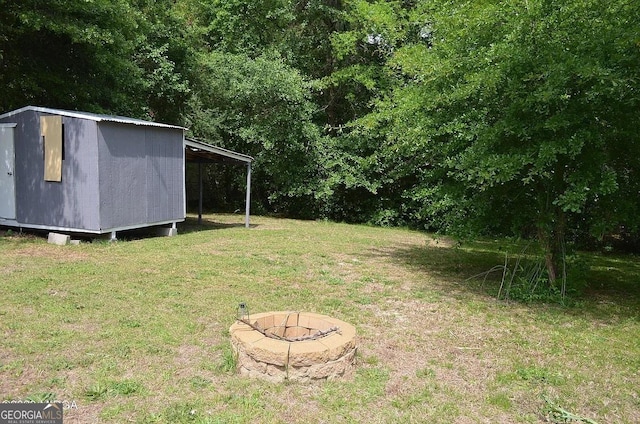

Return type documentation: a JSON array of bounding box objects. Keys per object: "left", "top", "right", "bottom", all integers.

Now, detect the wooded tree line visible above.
[{"left": 2, "top": 0, "right": 639, "bottom": 284}]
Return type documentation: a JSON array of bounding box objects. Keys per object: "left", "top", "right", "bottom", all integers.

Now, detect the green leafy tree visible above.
[
  {"left": 375, "top": 0, "right": 640, "bottom": 284},
  {"left": 0, "top": 0, "right": 146, "bottom": 114},
  {"left": 285, "top": 0, "right": 409, "bottom": 130},
  {"left": 133, "top": 0, "right": 194, "bottom": 124},
  {"left": 186, "top": 51, "right": 324, "bottom": 216},
  {"left": 184, "top": 0, "right": 293, "bottom": 55},
  {"left": 292, "top": 0, "right": 417, "bottom": 222}
]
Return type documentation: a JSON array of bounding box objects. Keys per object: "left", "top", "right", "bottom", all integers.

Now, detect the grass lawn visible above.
[{"left": 1, "top": 214, "right": 639, "bottom": 423}]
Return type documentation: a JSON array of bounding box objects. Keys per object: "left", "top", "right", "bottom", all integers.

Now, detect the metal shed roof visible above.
[
  {"left": 0, "top": 106, "right": 186, "bottom": 130},
  {"left": 184, "top": 138, "right": 253, "bottom": 228},
  {"left": 185, "top": 138, "right": 253, "bottom": 164}
]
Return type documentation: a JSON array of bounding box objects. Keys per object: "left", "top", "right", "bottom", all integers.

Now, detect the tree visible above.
[
  {"left": 133, "top": 0, "right": 194, "bottom": 124},
  {"left": 183, "top": 0, "right": 292, "bottom": 56},
  {"left": 186, "top": 51, "right": 324, "bottom": 217},
  {"left": 0, "top": 0, "right": 146, "bottom": 115},
  {"left": 292, "top": 0, "right": 418, "bottom": 223},
  {"left": 373, "top": 0, "right": 640, "bottom": 284}
]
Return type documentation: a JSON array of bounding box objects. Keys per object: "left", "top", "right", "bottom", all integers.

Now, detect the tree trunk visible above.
[{"left": 537, "top": 209, "right": 566, "bottom": 288}]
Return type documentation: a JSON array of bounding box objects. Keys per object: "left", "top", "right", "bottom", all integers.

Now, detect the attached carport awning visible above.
[{"left": 184, "top": 138, "right": 253, "bottom": 228}]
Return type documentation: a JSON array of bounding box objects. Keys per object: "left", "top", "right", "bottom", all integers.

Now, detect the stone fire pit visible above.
[{"left": 230, "top": 311, "right": 357, "bottom": 382}]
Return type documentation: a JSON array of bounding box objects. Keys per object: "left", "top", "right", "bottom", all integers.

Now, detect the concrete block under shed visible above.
[{"left": 48, "top": 232, "right": 70, "bottom": 245}]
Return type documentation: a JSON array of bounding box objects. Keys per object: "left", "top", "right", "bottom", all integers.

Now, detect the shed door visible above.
[{"left": 0, "top": 125, "right": 16, "bottom": 220}]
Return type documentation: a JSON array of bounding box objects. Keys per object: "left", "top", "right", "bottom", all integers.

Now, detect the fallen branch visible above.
[
  {"left": 237, "top": 318, "right": 340, "bottom": 342},
  {"left": 289, "top": 326, "right": 340, "bottom": 342}
]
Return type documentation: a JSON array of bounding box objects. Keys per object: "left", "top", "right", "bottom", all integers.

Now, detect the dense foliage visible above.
[
  {"left": 368, "top": 0, "right": 640, "bottom": 282},
  {"left": 2, "top": 0, "right": 639, "bottom": 283}
]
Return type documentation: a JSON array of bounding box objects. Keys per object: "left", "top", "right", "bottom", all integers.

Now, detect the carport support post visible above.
[
  {"left": 245, "top": 162, "right": 251, "bottom": 228},
  {"left": 198, "top": 161, "right": 203, "bottom": 225}
]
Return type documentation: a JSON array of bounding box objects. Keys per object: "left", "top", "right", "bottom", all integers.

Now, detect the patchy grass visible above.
[{"left": 0, "top": 214, "right": 639, "bottom": 423}]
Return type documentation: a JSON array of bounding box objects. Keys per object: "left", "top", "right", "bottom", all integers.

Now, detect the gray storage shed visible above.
[{"left": 0, "top": 106, "right": 186, "bottom": 238}]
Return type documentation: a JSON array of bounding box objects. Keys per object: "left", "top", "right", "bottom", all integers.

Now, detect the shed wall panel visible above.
[
  {"left": 145, "top": 127, "right": 184, "bottom": 223},
  {"left": 98, "top": 123, "right": 184, "bottom": 230},
  {"left": 97, "top": 123, "right": 148, "bottom": 229},
  {"left": 0, "top": 110, "right": 100, "bottom": 230}
]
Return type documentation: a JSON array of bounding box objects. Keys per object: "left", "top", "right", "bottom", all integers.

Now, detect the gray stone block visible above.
[{"left": 47, "top": 232, "right": 70, "bottom": 246}]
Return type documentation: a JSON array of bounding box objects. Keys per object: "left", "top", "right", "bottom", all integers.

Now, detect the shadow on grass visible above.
[
  {"left": 0, "top": 227, "right": 47, "bottom": 244},
  {"left": 371, "top": 240, "right": 640, "bottom": 321},
  {"left": 0, "top": 216, "right": 256, "bottom": 243},
  {"left": 178, "top": 216, "right": 257, "bottom": 234}
]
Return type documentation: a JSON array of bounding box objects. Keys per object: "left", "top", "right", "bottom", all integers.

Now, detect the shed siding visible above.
[
  {"left": 145, "top": 127, "right": 184, "bottom": 223},
  {"left": 0, "top": 110, "right": 100, "bottom": 230},
  {"left": 97, "top": 123, "right": 183, "bottom": 230},
  {"left": 97, "top": 123, "right": 148, "bottom": 229}
]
